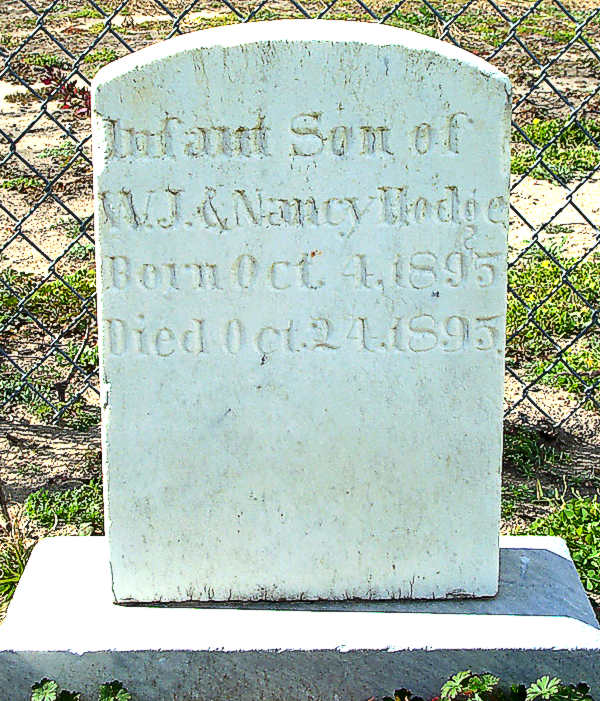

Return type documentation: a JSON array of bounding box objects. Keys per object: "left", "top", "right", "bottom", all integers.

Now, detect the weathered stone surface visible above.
[
  {"left": 92, "top": 20, "right": 511, "bottom": 602},
  {"left": 0, "top": 536, "right": 598, "bottom": 701}
]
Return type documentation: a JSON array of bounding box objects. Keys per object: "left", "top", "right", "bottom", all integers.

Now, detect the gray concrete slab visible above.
[{"left": 0, "top": 536, "right": 598, "bottom": 701}]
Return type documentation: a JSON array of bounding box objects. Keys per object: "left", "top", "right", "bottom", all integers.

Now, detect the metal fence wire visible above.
[{"left": 1, "top": 0, "right": 600, "bottom": 430}]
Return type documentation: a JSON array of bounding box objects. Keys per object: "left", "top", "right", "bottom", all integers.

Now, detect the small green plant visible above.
[
  {"left": 0, "top": 267, "right": 96, "bottom": 331},
  {"left": 68, "top": 8, "right": 102, "bottom": 18},
  {"left": 503, "top": 425, "right": 567, "bottom": 478},
  {"left": 24, "top": 479, "right": 103, "bottom": 532},
  {"left": 84, "top": 47, "right": 118, "bottom": 66},
  {"left": 506, "top": 248, "right": 600, "bottom": 357},
  {"left": 23, "top": 53, "right": 66, "bottom": 69},
  {"left": 0, "top": 526, "right": 33, "bottom": 612},
  {"left": 99, "top": 681, "right": 131, "bottom": 701},
  {"left": 0, "top": 177, "right": 44, "bottom": 192},
  {"left": 385, "top": 6, "right": 437, "bottom": 37},
  {"left": 441, "top": 671, "right": 500, "bottom": 701},
  {"left": 526, "top": 340, "right": 600, "bottom": 400},
  {"left": 41, "top": 139, "right": 77, "bottom": 167},
  {"left": 512, "top": 118, "right": 600, "bottom": 182},
  {"left": 30, "top": 680, "right": 130, "bottom": 701},
  {"left": 502, "top": 484, "right": 536, "bottom": 519},
  {"left": 527, "top": 498, "right": 600, "bottom": 593},
  {"left": 31, "top": 679, "right": 79, "bottom": 700}
]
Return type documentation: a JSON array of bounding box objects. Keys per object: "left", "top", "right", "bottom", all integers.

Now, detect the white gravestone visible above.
[{"left": 92, "top": 20, "right": 511, "bottom": 602}]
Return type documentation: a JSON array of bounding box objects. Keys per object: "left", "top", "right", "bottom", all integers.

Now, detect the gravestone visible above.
[
  {"left": 2, "top": 21, "right": 600, "bottom": 701},
  {"left": 92, "top": 19, "right": 511, "bottom": 603}
]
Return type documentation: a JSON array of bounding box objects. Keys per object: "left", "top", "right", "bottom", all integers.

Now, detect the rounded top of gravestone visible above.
[{"left": 92, "top": 19, "right": 510, "bottom": 95}]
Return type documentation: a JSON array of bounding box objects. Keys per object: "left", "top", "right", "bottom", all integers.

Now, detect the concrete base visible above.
[{"left": 0, "top": 536, "right": 599, "bottom": 701}]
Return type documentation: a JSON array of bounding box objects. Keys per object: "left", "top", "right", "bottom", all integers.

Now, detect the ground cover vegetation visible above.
[
  {"left": 0, "top": 0, "right": 599, "bottom": 628},
  {"left": 21, "top": 671, "right": 596, "bottom": 701},
  {"left": 30, "top": 679, "right": 130, "bottom": 701}
]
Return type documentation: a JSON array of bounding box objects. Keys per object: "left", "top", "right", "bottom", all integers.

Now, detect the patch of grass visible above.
[
  {"left": 528, "top": 497, "right": 600, "bottom": 593},
  {"left": 512, "top": 118, "right": 600, "bottom": 181},
  {"left": 0, "top": 527, "right": 33, "bottom": 613},
  {"left": 66, "top": 240, "right": 95, "bottom": 261},
  {"left": 56, "top": 341, "right": 98, "bottom": 372},
  {"left": 34, "top": 401, "right": 101, "bottom": 431},
  {"left": 503, "top": 425, "right": 568, "bottom": 478},
  {"left": 25, "top": 479, "right": 103, "bottom": 532},
  {"left": 0, "top": 177, "right": 44, "bottom": 193},
  {"left": 506, "top": 248, "right": 600, "bottom": 357},
  {"left": 0, "top": 267, "right": 96, "bottom": 330},
  {"left": 23, "top": 53, "right": 66, "bottom": 69},
  {"left": 83, "top": 47, "right": 118, "bottom": 73},
  {"left": 527, "top": 339, "right": 600, "bottom": 399},
  {"left": 4, "top": 91, "right": 38, "bottom": 105},
  {"left": 41, "top": 138, "right": 77, "bottom": 167},
  {"left": 385, "top": 7, "right": 437, "bottom": 37},
  {"left": 192, "top": 12, "right": 243, "bottom": 29},
  {"left": 502, "top": 483, "right": 536, "bottom": 519},
  {"left": 31, "top": 679, "right": 131, "bottom": 700},
  {"left": 454, "top": 11, "right": 506, "bottom": 46},
  {"left": 68, "top": 8, "right": 102, "bottom": 18}
]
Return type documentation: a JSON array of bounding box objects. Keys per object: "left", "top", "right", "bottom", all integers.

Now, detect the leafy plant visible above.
[
  {"left": 526, "top": 677, "right": 562, "bottom": 701},
  {"left": 441, "top": 671, "right": 499, "bottom": 701},
  {"left": 30, "top": 679, "right": 130, "bottom": 700},
  {"left": 84, "top": 47, "right": 118, "bottom": 67},
  {"left": 99, "top": 681, "right": 131, "bottom": 700},
  {"left": 503, "top": 425, "right": 567, "bottom": 478},
  {"left": 24, "top": 479, "right": 103, "bottom": 532},
  {"left": 0, "top": 177, "right": 44, "bottom": 192},
  {"left": 527, "top": 497, "right": 600, "bottom": 593},
  {"left": 506, "top": 248, "right": 600, "bottom": 357},
  {"left": 502, "top": 484, "right": 536, "bottom": 519},
  {"left": 41, "top": 139, "right": 77, "bottom": 167},
  {"left": 0, "top": 267, "right": 96, "bottom": 331},
  {"left": 0, "top": 525, "right": 33, "bottom": 611},
  {"left": 23, "top": 53, "right": 66, "bottom": 69},
  {"left": 41, "top": 66, "right": 91, "bottom": 118},
  {"left": 526, "top": 340, "right": 600, "bottom": 400},
  {"left": 511, "top": 118, "right": 600, "bottom": 182}
]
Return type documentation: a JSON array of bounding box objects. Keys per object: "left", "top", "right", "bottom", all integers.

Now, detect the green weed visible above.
[
  {"left": 440, "top": 670, "right": 499, "bottom": 701},
  {"left": 454, "top": 11, "right": 505, "bottom": 46},
  {"left": 4, "top": 91, "right": 38, "bottom": 105},
  {"left": 41, "top": 139, "right": 77, "bottom": 167},
  {"left": 66, "top": 241, "right": 95, "bottom": 261},
  {"left": 528, "top": 497, "right": 600, "bottom": 593},
  {"left": 0, "top": 267, "right": 96, "bottom": 330},
  {"left": 24, "top": 479, "right": 103, "bottom": 532},
  {"left": 503, "top": 425, "right": 567, "bottom": 478},
  {"left": 23, "top": 53, "right": 66, "bottom": 69},
  {"left": 68, "top": 8, "right": 102, "bottom": 18},
  {"left": 0, "top": 177, "right": 44, "bottom": 193},
  {"left": 506, "top": 248, "right": 600, "bottom": 357},
  {"left": 527, "top": 339, "right": 600, "bottom": 398},
  {"left": 385, "top": 7, "right": 437, "bottom": 36},
  {"left": 31, "top": 679, "right": 131, "bottom": 700},
  {"left": 502, "top": 483, "right": 536, "bottom": 519},
  {"left": 0, "top": 528, "right": 33, "bottom": 613},
  {"left": 83, "top": 47, "right": 118, "bottom": 73},
  {"left": 34, "top": 401, "right": 100, "bottom": 430},
  {"left": 512, "top": 118, "right": 600, "bottom": 181}
]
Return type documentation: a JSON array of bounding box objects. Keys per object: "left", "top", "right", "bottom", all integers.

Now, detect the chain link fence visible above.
[{"left": 1, "top": 0, "right": 599, "bottom": 430}]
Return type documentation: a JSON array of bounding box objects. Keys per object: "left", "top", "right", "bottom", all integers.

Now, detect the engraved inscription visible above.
[
  {"left": 99, "top": 185, "right": 508, "bottom": 235},
  {"left": 98, "top": 108, "right": 474, "bottom": 163},
  {"left": 103, "top": 314, "right": 503, "bottom": 357},
  {"left": 102, "top": 115, "right": 269, "bottom": 160},
  {"left": 103, "top": 250, "right": 502, "bottom": 294}
]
